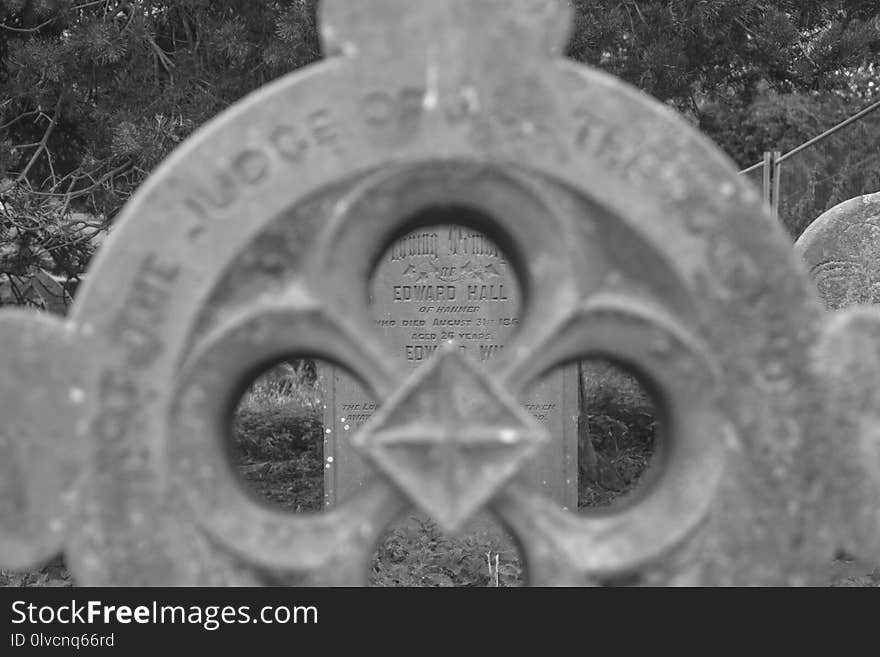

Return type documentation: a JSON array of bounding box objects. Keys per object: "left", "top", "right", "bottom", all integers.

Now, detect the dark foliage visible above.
[
  {"left": 232, "top": 405, "right": 322, "bottom": 462},
  {"left": 2, "top": 1, "right": 879, "bottom": 294}
]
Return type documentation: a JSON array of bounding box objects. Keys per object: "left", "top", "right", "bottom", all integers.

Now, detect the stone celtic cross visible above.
[{"left": 2, "top": 0, "right": 879, "bottom": 586}]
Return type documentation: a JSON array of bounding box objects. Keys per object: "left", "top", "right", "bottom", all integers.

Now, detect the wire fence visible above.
[{"left": 739, "top": 98, "right": 880, "bottom": 239}]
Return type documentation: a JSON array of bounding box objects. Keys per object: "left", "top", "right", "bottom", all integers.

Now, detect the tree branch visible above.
[
  {"left": 30, "top": 159, "right": 134, "bottom": 200},
  {"left": 147, "top": 35, "right": 175, "bottom": 73},
  {"left": 0, "top": 17, "right": 59, "bottom": 33},
  {"left": 15, "top": 98, "right": 62, "bottom": 185}
]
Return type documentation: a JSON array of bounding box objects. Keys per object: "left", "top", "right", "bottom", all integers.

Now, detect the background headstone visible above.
[
  {"left": 795, "top": 192, "right": 880, "bottom": 310},
  {"left": 322, "top": 225, "right": 578, "bottom": 513},
  {"left": 795, "top": 192, "right": 880, "bottom": 582}
]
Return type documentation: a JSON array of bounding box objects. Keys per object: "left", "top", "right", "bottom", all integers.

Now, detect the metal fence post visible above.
[
  {"left": 763, "top": 151, "right": 773, "bottom": 210},
  {"left": 762, "top": 151, "right": 782, "bottom": 223},
  {"left": 771, "top": 150, "right": 782, "bottom": 224}
]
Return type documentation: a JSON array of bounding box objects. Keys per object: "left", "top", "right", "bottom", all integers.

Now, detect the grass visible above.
[
  {"left": 0, "top": 559, "right": 72, "bottom": 587},
  {"left": 370, "top": 518, "right": 523, "bottom": 587}
]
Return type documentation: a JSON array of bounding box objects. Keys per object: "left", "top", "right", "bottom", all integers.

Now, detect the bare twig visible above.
[
  {"left": 29, "top": 159, "right": 134, "bottom": 200},
  {"left": 147, "top": 36, "right": 175, "bottom": 72},
  {"left": 15, "top": 98, "right": 62, "bottom": 184},
  {"left": 0, "top": 110, "right": 40, "bottom": 131},
  {"left": 0, "top": 16, "right": 59, "bottom": 33}
]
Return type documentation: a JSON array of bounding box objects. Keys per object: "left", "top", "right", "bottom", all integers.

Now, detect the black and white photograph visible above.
[{"left": 1, "top": 0, "right": 879, "bottom": 632}]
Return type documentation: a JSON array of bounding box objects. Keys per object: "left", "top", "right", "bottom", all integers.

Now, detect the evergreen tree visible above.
[
  {"left": 1, "top": 0, "right": 320, "bottom": 305},
  {"left": 1, "top": 0, "right": 879, "bottom": 307},
  {"left": 567, "top": 0, "right": 880, "bottom": 236}
]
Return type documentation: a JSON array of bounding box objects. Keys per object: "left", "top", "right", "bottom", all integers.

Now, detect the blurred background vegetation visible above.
[
  {"left": 1, "top": 0, "right": 879, "bottom": 308},
  {"left": 2, "top": 0, "right": 878, "bottom": 588}
]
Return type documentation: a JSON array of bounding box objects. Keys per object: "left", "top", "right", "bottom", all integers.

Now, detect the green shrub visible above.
[{"left": 232, "top": 406, "right": 322, "bottom": 462}]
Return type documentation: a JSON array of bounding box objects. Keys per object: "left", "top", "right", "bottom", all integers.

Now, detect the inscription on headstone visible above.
[
  {"left": 322, "top": 225, "right": 578, "bottom": 511},
  {"left": 795, "top": 192, "right": 880, "bottom": 310}
]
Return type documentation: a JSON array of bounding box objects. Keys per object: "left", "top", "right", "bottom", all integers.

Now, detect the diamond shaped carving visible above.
[{"left": 351, "top": 346, "right": 548, "bottom": 533}]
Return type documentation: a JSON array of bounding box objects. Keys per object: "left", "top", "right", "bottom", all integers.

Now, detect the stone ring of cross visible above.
[
  {"left": 166, "top": 161, "right": 723, "bottom": 586},
  {"left": 2, "top": 0, "right": 880, "bottom": 585}
]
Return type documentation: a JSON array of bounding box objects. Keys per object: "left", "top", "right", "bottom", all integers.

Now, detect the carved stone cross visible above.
[{"left": 2, "top": 0, "right": 880, "bottom": 586}]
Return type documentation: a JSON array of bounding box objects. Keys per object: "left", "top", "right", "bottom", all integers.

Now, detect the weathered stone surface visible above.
[
  {"left": 1, "top": 0, "right": 879, "bottom": 586},
  {"left": 795, "top": 193, "right": 880, "bottom": 573},
  {"left": 812, "top": 307, "right": 880, "bottom": 562},
  {"left": 322, "top": 224, "right": 578, "bottom": 512},
  {"left": 795, "top": 192, "right": 880, "bottom": 310},
  {"left": 351, "top": 346, "right": 549, "bottom": 533},
  {"left": 0, "top": 311, "right": 84, "bottom": 571}
]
